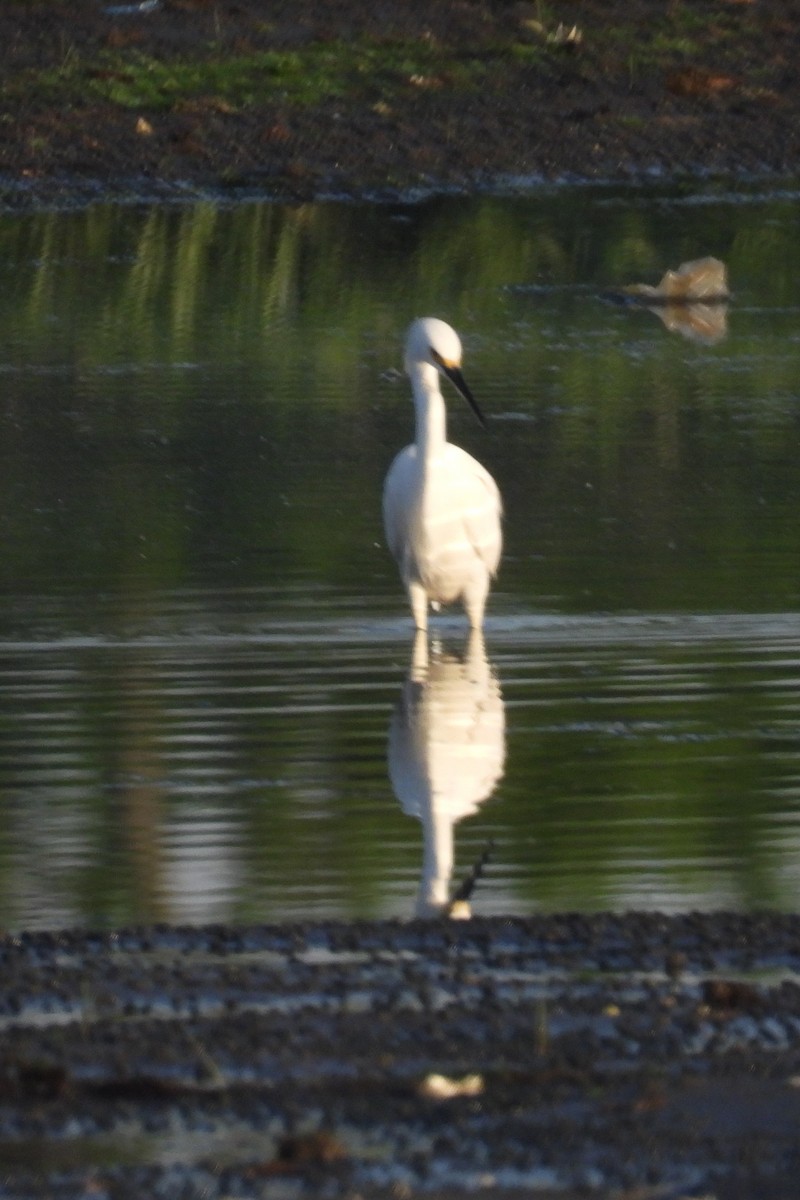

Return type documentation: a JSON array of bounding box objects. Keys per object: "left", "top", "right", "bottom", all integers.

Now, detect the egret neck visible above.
[{"left": 410, "top": 360, "right": 448, "bottom": 465}]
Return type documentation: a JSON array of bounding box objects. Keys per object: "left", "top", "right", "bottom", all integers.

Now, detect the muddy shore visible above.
[
  {"left": 1, "top": 0, "right": 800, "bottom": 208},
  {"left": 3, "top": 913, "right": 800, "bottom": 1198}
]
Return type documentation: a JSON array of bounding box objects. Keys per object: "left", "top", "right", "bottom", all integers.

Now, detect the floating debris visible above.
[
  {"left": 418, "top": 1072, "right": 484, "bottom": 1100},
  {"left": 608, "top": 256, "right": 730, "bottom": 344},
  {"left": 620, "top": 256, "right": 730, "bottom": 304}
]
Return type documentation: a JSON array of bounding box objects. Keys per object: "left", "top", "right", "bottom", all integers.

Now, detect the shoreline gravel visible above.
[{"left": 3, "top": 913, "right": 800, "bottom": 1197}]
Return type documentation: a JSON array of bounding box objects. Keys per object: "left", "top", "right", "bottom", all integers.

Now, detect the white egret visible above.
[{"left": 383, "top": 317, "right": 502, "bottom": 631}]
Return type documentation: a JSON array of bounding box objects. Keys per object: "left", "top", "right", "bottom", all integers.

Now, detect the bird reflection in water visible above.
[{"left": 388, "top": 630, "right": 505, "bottom": 918}]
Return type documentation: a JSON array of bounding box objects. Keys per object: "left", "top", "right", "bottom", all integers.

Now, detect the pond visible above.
[{"left": 0, "top": 182, "right": 799, "bottom": 930}]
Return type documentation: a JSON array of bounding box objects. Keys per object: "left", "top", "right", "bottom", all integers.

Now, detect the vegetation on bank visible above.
[
  {"left": 2, "top": 1, "right": 781, "bottom": 115},
  {"left": 0, "top": 0, "right": 794, "bottom": 194}
]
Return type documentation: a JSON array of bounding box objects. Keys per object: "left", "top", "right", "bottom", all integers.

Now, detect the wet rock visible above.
[
  {"left": 702, "top": 978, "right": 762, "bottom": 1013},
  {"left": 272, "top": 1129, "right": 348, "bottom": 1167}
]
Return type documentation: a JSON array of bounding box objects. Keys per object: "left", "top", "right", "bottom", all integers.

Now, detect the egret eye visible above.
[{"left": 431, "top": 347, "right": 458, "bottom": 371}]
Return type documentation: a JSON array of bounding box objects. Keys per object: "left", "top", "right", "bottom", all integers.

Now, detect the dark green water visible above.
[{"left": 0, "top": 183, "right": 798, "bottom": 928}]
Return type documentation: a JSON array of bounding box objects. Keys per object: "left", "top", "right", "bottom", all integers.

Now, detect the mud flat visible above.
[{"left": 2, "top": 912, "right": 800, "bottom": 1197}]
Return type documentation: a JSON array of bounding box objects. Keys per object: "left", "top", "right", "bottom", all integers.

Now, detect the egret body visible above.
[{"left": 383, "top": 318, "right": 502, "bottom": 630}]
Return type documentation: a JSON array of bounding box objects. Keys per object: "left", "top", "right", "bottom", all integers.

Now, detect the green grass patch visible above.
[
  {"left": 648, "top": 33, "right": 703, "bottom": 58},
  {"left": 509, "top": 42, "right": 549, "bottom": 66},
  {"left": 20, "top": 40, "right": 505, "bottom": 112},
  {"left": 0, "top": 8, "right": 761, "bottom": 118},
  {"left": 593, "top": 1, "right": 748, "bottom": 67}
]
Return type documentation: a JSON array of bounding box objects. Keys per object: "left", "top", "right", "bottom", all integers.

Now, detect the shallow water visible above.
[{"left": 0, "top": 183, "right": 799, "bottom": 929}]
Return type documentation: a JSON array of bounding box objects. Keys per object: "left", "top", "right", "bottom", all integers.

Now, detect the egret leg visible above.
[
  {"left": 464, "top": 575, "right": 490, "bottom": 630},
  {"left": 408, "top": 581, "right": 429, "bottom": 631}
]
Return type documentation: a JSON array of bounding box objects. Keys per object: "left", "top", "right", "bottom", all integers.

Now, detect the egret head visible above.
[{"left": 405, "top": 317, "right": 487, "bottom": 429}]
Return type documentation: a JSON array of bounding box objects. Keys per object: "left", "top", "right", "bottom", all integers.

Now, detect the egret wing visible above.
[
  {"left": 456, "top": 452, "right": 503, "bottom": 577},
  {"left": 382, "top": 445, "right": 417, "bottom": 565}
]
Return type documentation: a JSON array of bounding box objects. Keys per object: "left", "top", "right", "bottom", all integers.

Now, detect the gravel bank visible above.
[{"left": 2, "top": 913, "right": 800, "bottom": 1197}]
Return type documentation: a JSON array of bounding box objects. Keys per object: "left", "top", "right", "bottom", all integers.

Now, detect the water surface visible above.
[{"left": 0, "top": 183, "right": 798, "bottom": 928}]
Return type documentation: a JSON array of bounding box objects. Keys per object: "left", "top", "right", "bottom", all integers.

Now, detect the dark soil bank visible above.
[
  {"left": 2, "top": 0, "right": 800, "bottom": 206},
  {"left": 3, "top": 913, "right": 800, "bottom": 1197}
]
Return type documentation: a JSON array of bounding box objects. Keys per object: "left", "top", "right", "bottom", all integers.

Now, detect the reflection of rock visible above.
[
  {"left": 388, "top": 630, "right": 505, "bottom": 918},
  {"left": 647, "top": 300, "right": 728, "bottom": 345},
  {"left": 609, "top": 256, "right": 730, "bottom": 344}
]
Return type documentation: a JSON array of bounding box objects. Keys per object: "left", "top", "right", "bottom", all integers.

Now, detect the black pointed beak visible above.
[{"left": 442, "top": 363, "right": 487, "bottom": 430}]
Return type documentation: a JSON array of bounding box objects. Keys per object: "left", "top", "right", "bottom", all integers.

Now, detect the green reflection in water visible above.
[
  {"left": 0, "top": 184, "right": 798, "bottom": 927},
  {"left": 1, "top": 187, "right": 798, "bottom": 612}
]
